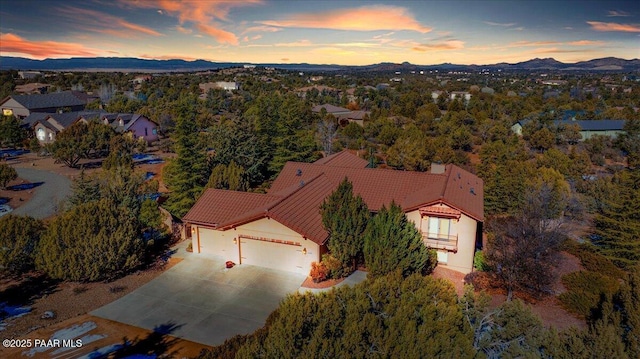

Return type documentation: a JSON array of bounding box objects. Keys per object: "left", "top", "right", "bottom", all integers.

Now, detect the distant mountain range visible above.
[{"left": 1, "top": 56, "right": 639, "bottom": 73}]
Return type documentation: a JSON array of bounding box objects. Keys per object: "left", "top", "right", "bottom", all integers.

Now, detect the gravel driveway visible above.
[{"left": 13, "top": 167, "right": 72, "bottom": 219}]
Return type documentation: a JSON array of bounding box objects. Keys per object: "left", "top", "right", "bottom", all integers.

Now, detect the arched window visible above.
[{"left": 37, "top": 128, "right": 46, "bottom": 141}]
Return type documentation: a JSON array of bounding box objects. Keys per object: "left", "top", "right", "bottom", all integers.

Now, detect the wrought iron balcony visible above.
[{"left": 423, "top": 233, "right": 458, "bottom": 252}]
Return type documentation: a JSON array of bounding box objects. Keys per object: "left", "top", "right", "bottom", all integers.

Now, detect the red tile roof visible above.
[
  {"left": 312, "top": 151, "right": 369, "bottom": 168},
  {"left": 182, "top": 190, "right": 280, "bottom": 227},
  {"left": 183, "top": 151, "right": 484, "bottom": 245}
]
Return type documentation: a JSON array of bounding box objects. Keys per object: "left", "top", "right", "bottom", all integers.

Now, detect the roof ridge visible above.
[{"left": 265, "top": 171, "right": 327, "bottom": 212}]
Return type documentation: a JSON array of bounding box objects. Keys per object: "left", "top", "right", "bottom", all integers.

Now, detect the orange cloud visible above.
[
  {"left": 567, "top": 40, "right": 605, "bottom": 46},
  {"left": 533, "top": 47, "right": 593, "bottom": 54},
  {"left": 126, "top": 0, "right": 263, "bottom": 44},
  {"left": 587, "top": 21, "right": 640, "bottom": 32},
  {"left": 0, "top": 33, "right": 99, "bottom": 58},
  {"left": 275, "top": 40, "right": 313, "bottom": 47},
  {"left": 260, "top": 5, "right": 431, "bottom": 33},
  {"left": 412, "top": 40, "right": 465, "bottom": 52},
  {"left": 58, "top": 6, "right": 162, "bottom": 38}
]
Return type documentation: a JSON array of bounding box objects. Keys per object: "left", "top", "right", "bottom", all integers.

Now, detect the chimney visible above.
[{"left": 430, "top": 163, "right": 445, "bottom": 174}]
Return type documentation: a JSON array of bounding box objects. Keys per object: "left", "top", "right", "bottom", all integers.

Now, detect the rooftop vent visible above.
[
  {"left": 470, "top": 187, "right": 476, "bottom": 195},
  {"left": 299, "top": 180, "right": 305, "bottom": 187},
  {"left": 296, "top": 169, "right": 302, "bottom": 176}
]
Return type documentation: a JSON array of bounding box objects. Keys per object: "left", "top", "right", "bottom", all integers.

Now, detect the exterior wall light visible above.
[{"left": 302, "top": 248, "right": 307, "bottom": 255}]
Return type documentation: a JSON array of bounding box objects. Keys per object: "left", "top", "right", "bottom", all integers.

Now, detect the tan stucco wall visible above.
[
  {"left": 407, "top": 204, "right": 478, "bottom": 274},
  {"left": 192, "top": 217, "right": 320, "bottom": 274},
  {"left": 33, "top": 123, "right": 56, "bottom": 144}
]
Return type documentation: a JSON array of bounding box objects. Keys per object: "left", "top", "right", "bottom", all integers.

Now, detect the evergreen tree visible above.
[
  {"left": 594, "top": 170, "right": 640, "bottom": 268},
  {"left": 36, "top": 199, "right": 143, "bottom": 282},
  {"left": 363, "top": 202, "right": 435, "bottom": 277},
  {"left": 320, "top": 178, "right": 370, "bottom": 275},
  {"left": 0, "top": 215, "right": 45, "bottom": 277},
  {"left": 45, "top": 121, "right": 91, "bottom": 168},
  {"left": 0, "top": 115, "right": 26, "bottom": 147},
  {"left": 67, "top": 169, "right": 100, "bottom": 208},
  {"left": 0, "top": 163, "right": 17, "bottom": 189},
  {"left": 233, "top": 273, "right": 474, "bottom": 359},
  {"left": 163, "top": 94, "right": 209, "bottom": 217}
]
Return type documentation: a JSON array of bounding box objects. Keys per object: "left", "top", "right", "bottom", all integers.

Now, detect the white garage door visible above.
[
  {"left": 198, "top": 228, "right": 238, "bottom": 261},
  {"left": 240, "top": 237, "right": 310, "bottom": 274}
]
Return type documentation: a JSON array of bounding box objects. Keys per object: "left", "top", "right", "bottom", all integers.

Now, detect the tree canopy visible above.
[{"left": 363, "top": 202, "right": 436, "bottom": 277}]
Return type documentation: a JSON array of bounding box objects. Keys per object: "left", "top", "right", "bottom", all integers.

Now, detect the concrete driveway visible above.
[
  {"left": 13, "top": 167, "right": 72, "bottom": 219},
  {"left": 91, "top": 250, "right": 306, "bottom": 346}
]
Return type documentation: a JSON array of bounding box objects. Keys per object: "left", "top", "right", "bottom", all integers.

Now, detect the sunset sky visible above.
[{"left": 1, "top": 0, "right": 638, "bottom": 65}]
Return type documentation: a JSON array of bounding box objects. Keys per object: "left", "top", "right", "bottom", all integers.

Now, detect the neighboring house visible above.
[
  {"left": 183, "top": 151, "right": 484, "bottom": 275},
  {"left": 312, "top": 104, "right": 369, "bottom": 126},
  {"left": 18, "top": 71, "right": 42, "bottom": 79},
  {"left": 335, "top": 110, "right": 369, "bottom": 127},
  {"left": 0, "top": 91, "right": 92, "bottom": 118},
  {"left": 30, "top": 111, "right": 99, "bottom": 144},
  {"left": 450, "top": 91, "right": 472, "bottom": 101},
  {"left": 198, "top": 82, "right": 240, "bottom": 99},
  {"left": 102, "top": 113, "right": 159, "bottom": 143},
  {"left": 311, "top": 104, "right": 351, "bottom": 116},
  {"left": 25, "top": 111, "right": 158, "bottom": 144},
  {"left": 14, "top": 83, "right": 51, "bottom": 94},
  {"left": 431, "top": 90, "right": 443, "bottom": 102},
  {"left": 511, "top": 119, "right": 626, "bottom": 140}
]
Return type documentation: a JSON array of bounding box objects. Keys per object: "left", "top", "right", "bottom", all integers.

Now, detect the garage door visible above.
[
  {"left": 198, "top": 228, "right": 238, "bottom": 261},
  {"left": 240, "top": 237, "right": 311, "bottom": 274}
]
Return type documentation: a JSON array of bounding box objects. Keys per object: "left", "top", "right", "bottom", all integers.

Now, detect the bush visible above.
[
  {"left": 0, "top": 163, "right": 17, "bottom": 189},
  {"left": 309, "top": 262, "right": 328, "bottom": 283},
  {"left": 474, "top": 250, "right": 490, "bottom": 272},
  {"left": 36, "top": 200, "right": 144, "bottom": 282},
  {"left": 0, "top": 215, "right": 45, "bottom": 276},
  {"left": 563, "top": 241, "right": 624, "bottom": 279},
  {"left": 321, "top": 254, "right": 343, "bottom": 279},
  {"left": 558, "top": 271, "right": 620, "bottom": 318}
]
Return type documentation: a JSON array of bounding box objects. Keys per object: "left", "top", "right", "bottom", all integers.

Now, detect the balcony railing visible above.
[{"left": 423, "top": 233, "right": 458, "bottom": 252}]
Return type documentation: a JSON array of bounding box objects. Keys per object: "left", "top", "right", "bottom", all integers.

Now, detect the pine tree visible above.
[
  {"left": 363, "top": 202, "right": 435, "bottom": 277},
  {"left": 594, "top": 170, "right": 640, "bottom": 268},
  {"left": 163, "top": 94, "right": 209, "bottom": 217},
  {"left": 320, "top": 178, "right": 370, "bottom": 275}
]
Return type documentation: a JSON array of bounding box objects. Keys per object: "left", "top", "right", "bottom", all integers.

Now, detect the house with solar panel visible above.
[{"left": 183, "top": 151, "right": 484, "bottom": 275}]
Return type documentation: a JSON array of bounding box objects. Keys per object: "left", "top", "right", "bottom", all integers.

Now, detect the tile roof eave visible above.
[{"left": 404, "top": 199, "right": 484, "bottom": 222}]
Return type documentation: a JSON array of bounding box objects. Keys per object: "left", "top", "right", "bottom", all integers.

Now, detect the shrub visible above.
[
  {"left": 36, "top": 200, "right": 144, "bottom": 282},
  {"left": 473, "top": 250, "right": 490, "bottom": 272},
  {"left": 563, "top": 241, "right": 624, "bottom": 279},
  {"left": 0, "top": 163, "right": 17, "bottom": 189},
  {"left": 321, "top": 254, "right": 343, "bottom": 279},
  {"left": 309, "top": 262, "right": 329, "bottom": 283},
  {"left": 558, "top": 271, "right": 620, "bottom": 318},
  {"left": 0, "top": 215, "right": 45, "bottom": 276}
]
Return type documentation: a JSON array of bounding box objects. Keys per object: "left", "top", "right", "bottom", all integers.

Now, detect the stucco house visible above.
[
  {"left": 0, "top": 91, "right": 94, "bottom": 118},
  {"left": 183, "top": 151, "right": 484, "bottom": 275}
]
